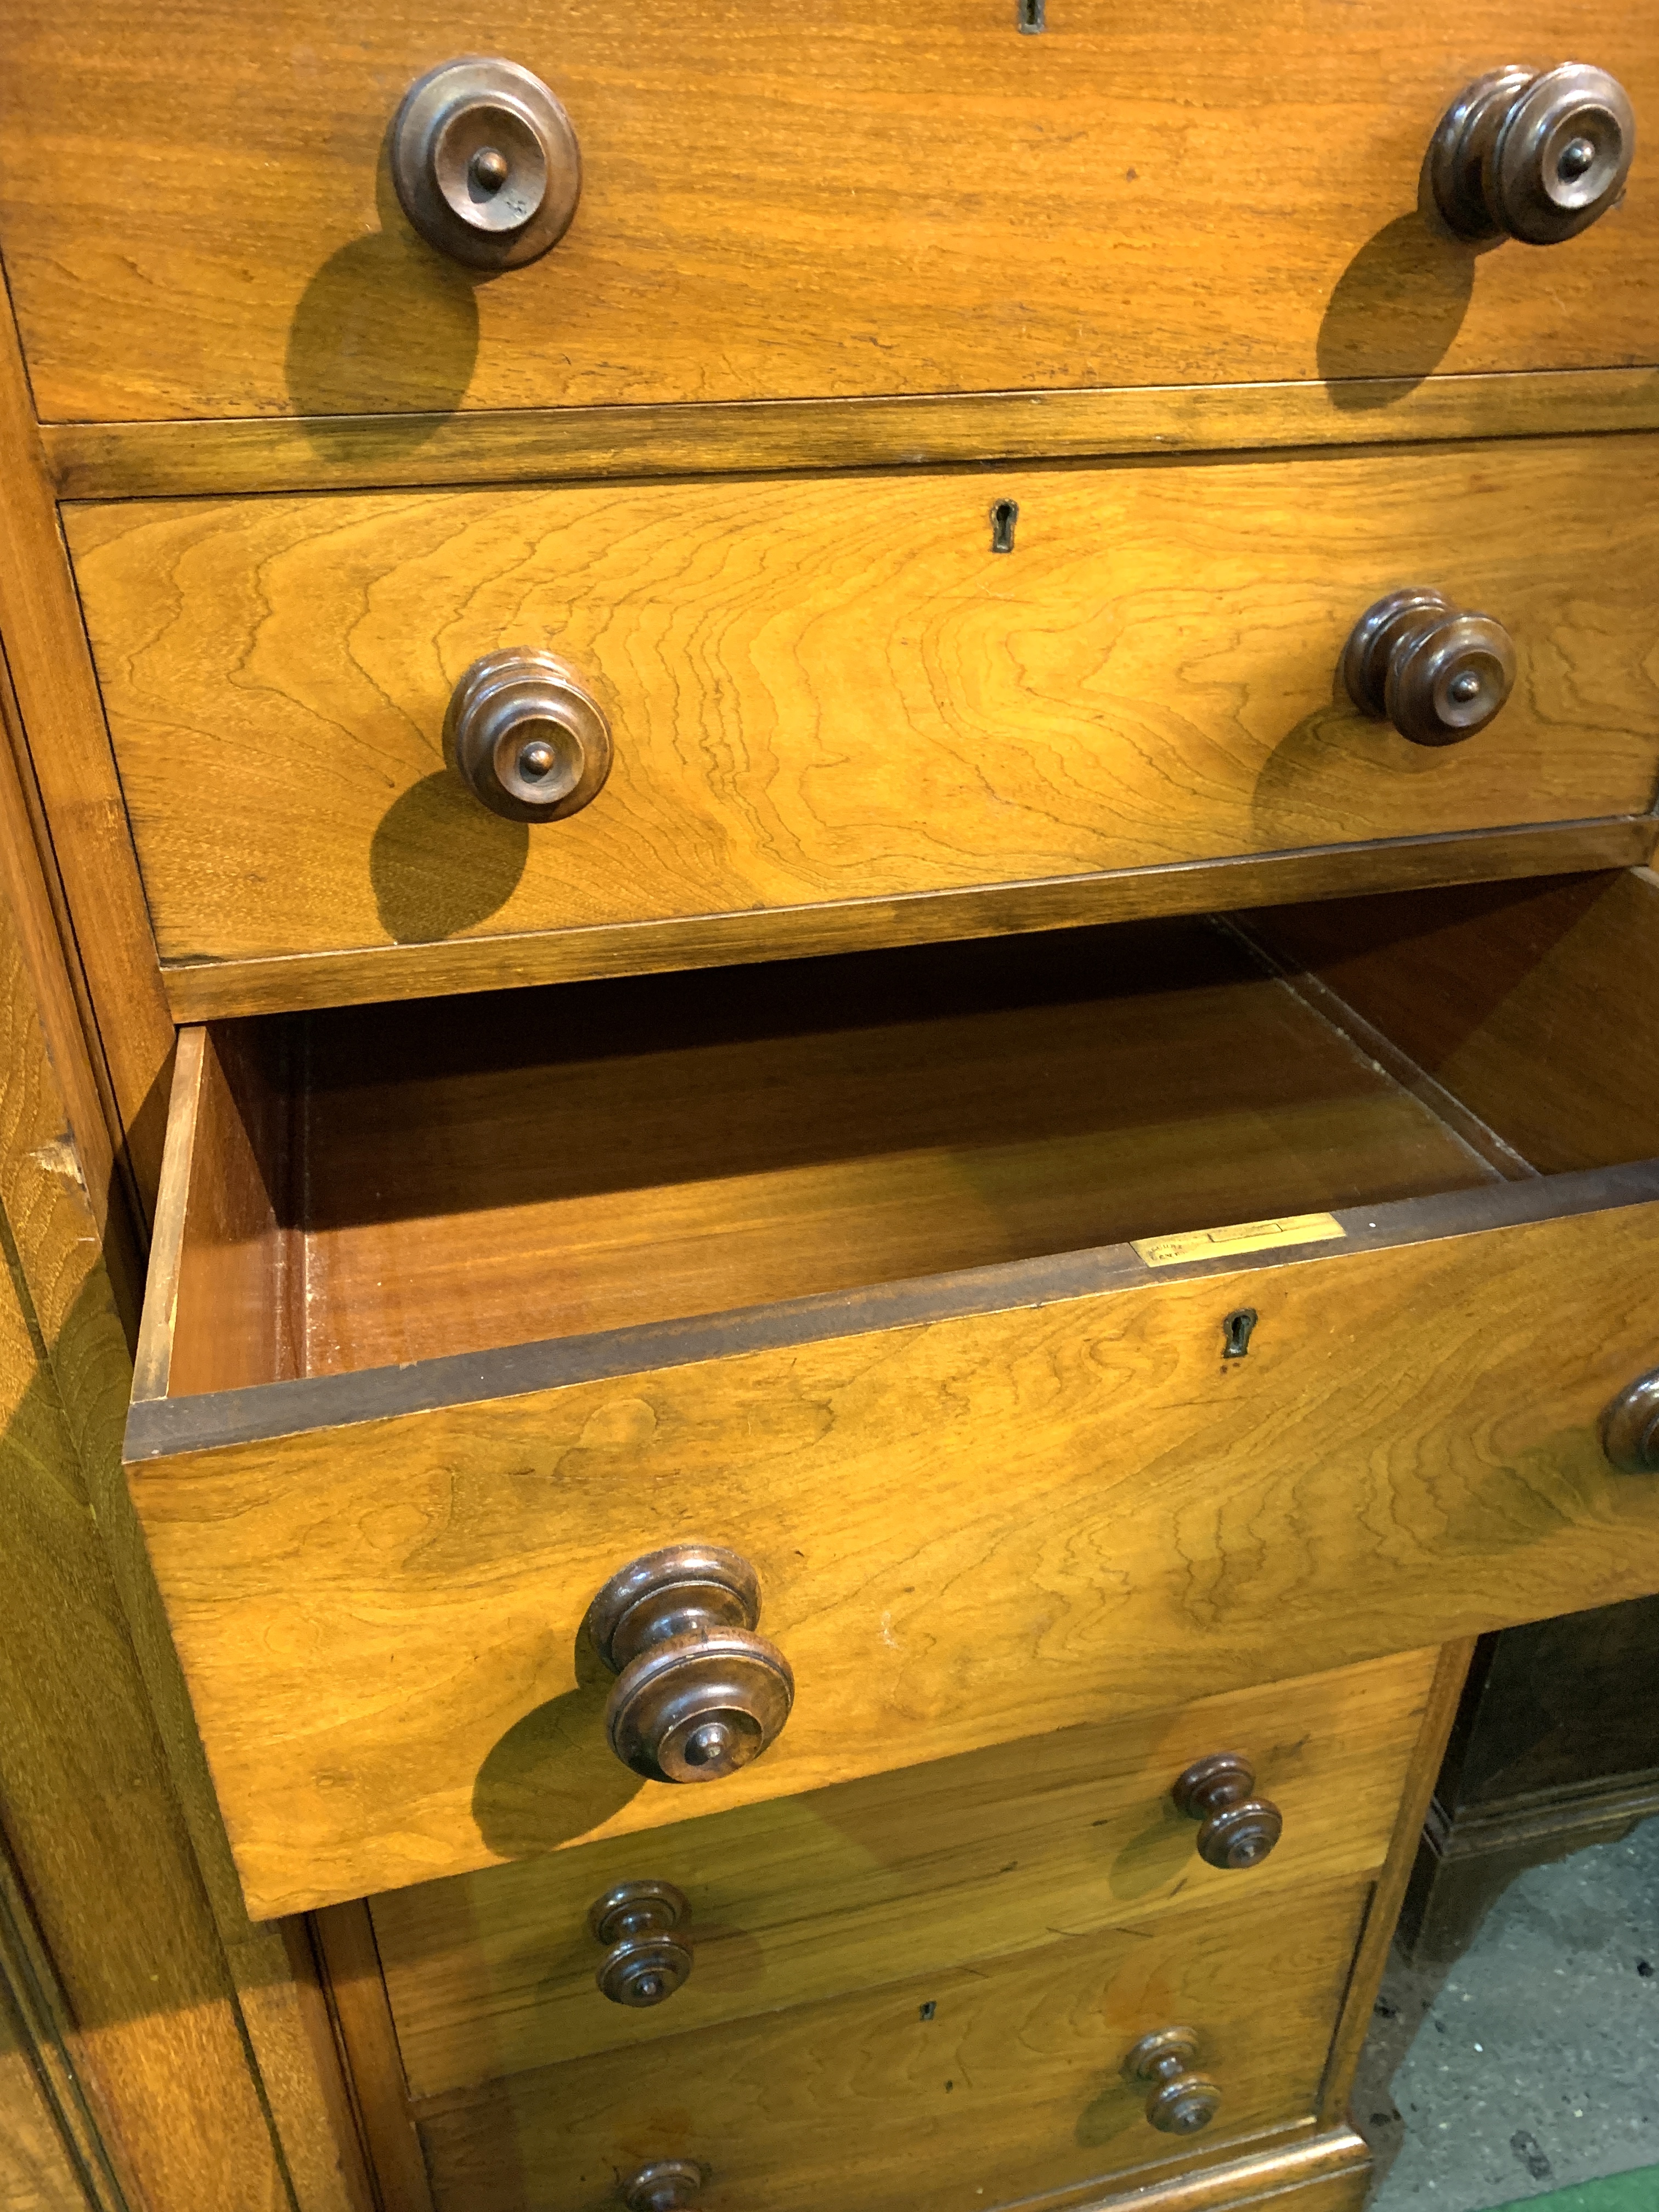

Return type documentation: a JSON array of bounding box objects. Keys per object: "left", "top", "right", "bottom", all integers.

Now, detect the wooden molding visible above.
[
  {"left": 0, "top": 295, "right": 173, "bottom": 1213},
  {"left": 44, "top": 369, "right": 1659, "bottom": 503},
  {"left": 156, "top": 818, "right": 1658, "bottom": 1024}
]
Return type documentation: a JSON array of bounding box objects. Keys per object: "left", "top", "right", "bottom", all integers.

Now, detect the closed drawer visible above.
[
  {"left": 372, "top": 1647, "right": 1438, "bottom": 2095},
  {"left": 124, "top": 870, "right": 1659, "bottom": 1920},
  {"left": 3, "top": 4, "right": 1654, "bottom": 423},
  {"left": 66, "top": 437, "right": 1659, "bottom": 1018},
  {"left": 413, "top": 1873, "right": 1373, "bottom": 2212}
]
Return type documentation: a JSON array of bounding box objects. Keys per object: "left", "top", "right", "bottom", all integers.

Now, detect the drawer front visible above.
[
  {"left": 373, "top": 1649, "right": 1438, "bottom": 2093},
  {"left": 4, "top": 4, "right": 1655, "bottom": 423},
  {"left": 126, "top": 1182, "right": 1659, "bottom": 1918},
  {"left": 414, "top": 1874, "right": 1373, "bottom": 2212},
  {"left": 67, "top": 438, "right": 1659, "bottom": 1011}
]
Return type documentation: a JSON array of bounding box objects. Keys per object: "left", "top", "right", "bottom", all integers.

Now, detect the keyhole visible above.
[
  {"left": 990, "top": 498, "right": 1019, "bottom": 553},
  {"left": 1223, "top": 1309, "right": 1257, "bottom": 1359},
  {"left": 1018, "top": 0, "right": 1045, "bottom": 30}
]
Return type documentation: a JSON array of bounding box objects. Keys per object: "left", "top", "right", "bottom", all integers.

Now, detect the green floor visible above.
[{"left": 1492, "top": 2175, "right": 1659, "bottom": 2212}]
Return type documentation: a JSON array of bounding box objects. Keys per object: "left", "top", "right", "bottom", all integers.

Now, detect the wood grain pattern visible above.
[
  {"left": 372, "top": 1648, "right": 1440, "bottom": 2094},
  {"left": 4, "top": 2, "right": 1658, "bottom": 424},
  {"left": 1249, "top": 868, "right": 1659, "bottom": 1175},
  {"left": 0, "top": 717, "right": 364, "bottom": 2207},
  {"left": 128, "top": 1190, "right": 1659, "bottom": 1919},
  {"left": 415, "top": 1875, "right": 1372, "bottom": 2212},
  {"left": 39, "top": 369, "right": 1659, "bottom": 505},
  {"left": 0, "top": 293, "right": 173, "bottom": 1212},
  {"left": 155, "top": 817, "right": 1659, "bottom": 1024},
  {"left": 311, "top": 1904, "right": 436, "bottom": 2212},
  {"left": 65, "top": 441, "right": 1659, "bottom": 1005}
]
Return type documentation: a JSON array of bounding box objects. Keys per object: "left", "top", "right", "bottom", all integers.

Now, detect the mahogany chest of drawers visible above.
[{"left": 1, "top": 9, "right": 1656, "bottom": 2212}]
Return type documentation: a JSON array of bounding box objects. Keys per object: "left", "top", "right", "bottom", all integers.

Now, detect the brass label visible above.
[{"left": 1132, "top": 1212, "right": 1347, "bottom": 1268}]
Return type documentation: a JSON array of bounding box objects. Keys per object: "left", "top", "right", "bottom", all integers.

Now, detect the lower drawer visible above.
[
  {"left": 415, "top": 1872, "right": 1372, "bottom": 2212},
  {"left": 373, "top": 1648, "right": 1437, "bottom": 2094}
]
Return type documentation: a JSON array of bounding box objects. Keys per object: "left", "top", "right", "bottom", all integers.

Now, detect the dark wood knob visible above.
[
  {"left": 585, "top": 1545, "right": 795, "bottom": 1785},
  {"left": 620, "top": 2163, "right": 702, "bottom": 2212},
  {"left": 589, "top": 1879, "right": 693, "bottom": 2008},
  {"left": 1431, "top": 64, "right": 1635, "bottom": 246},
  {"left": 1343, "top": 589, "right": 1516, "bottom": 748},
  {"left": 391, "top": 57, "right": 581, "bottom": 269},
  {"left": 1125, "top": 2027, "right": 1223, "bottom": 2135},
  {"left": 443, "top": 647, "right": 612, "bottom": 822},
  {"left": 1172, "top": 1753, "right": 1284, "bottom": 1870},
  {"left": 1601, "top": 1367, "right": 1659, "bottom": 1474}
]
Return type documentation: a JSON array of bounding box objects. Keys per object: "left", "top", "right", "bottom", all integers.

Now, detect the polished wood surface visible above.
[
  {"left": 373, "top": 1649, "right": 1439, "bottom": 2092},
  {"left": 4, "top": 3, "right": 1657, "bottom": 424},
  {"left": 0, "top": 293, "right": 173, "bottom": 1210},
  {"left": 40, "top": 369, "right": 1659, "bottom": 505},
  {"left": 67, "top": 441, "right": 1659, "bottom": 1008},
  {"left": 416, "top": 1876, "right": 1371, "bottom": 2212},
  {"left": 149, "top": 816, "right": 1655, "bottom": 1023},
  {"left": 1251, "top": 868, "right": 1659, "bottom": 1173},
  {"left": 130, "top": 1182, "right": 1659, "bottom": 1918},
  {"left": 418, "top": 1892, "right": 1364, "bottom": 2212},
  {"left": 311, "top": 1905, "right": 437, "bottom": 2212},
  {"left": 0, "top": 769, "right": 357, "bottom": 2206}
]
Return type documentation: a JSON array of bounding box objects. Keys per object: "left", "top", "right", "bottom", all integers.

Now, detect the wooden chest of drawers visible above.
[{"left": 1, "top": 8, "right": 1657, "bottom": 2212}]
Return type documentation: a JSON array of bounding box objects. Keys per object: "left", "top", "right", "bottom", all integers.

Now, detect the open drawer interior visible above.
[{"left": 139, "top": 867, "right": 1659, "bottom": 1405}]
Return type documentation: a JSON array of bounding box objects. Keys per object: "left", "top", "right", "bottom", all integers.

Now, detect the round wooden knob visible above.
[
  {"left": 391, "top": 57, "right": 581, "bottom": 269},
  {"left": 1125, "top": 2027, "right": 1223, "bottom": 2136},
  {"left": 443, "top": 648, "right": 612, "bottom": 823},
  {"left": 589, "top": 1879, "right": 693, "bottom": 2008},
  {"left": 1172, "top": 1753, "right": 1284, "bottom": 1870},
  {"left": 585, "top": 1545, "right": 795, "bottom": 1786},
  {"left": 1601, "top": 1367, "right": 1659, "bottom": 1474},
  {"left": 620, "top": 2163, "right": 702, "bottom": 2212},
  {"left": 1343, "top": 588, "right": 1516, "bottom": 748},
  {"left": 1431, "top": 64, "right": 1635, "bottom": 246}
]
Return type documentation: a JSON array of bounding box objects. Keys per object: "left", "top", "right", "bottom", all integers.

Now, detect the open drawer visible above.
[{"left": 128, "top": 867, "right": 1659, "bottom": 1919}]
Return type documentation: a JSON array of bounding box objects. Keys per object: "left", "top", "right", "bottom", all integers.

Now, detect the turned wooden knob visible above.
[
  {"left": 1125, "top": 2027, "right": 1223, "bottom": 2135},
  {"left": 1343, "top": 589, "right": 1516, "bottom": 747},
  {"left": 1431, "top": 64, "right": 1635, "bottom": 246},
  {"left": 391, "top": 57, "right": 581, "bottom": 268},
  {"left": 589, "top": 1879, "right": 693, "bottom": 2008},
  {"left": 443, "top": 647, "right": 612, "bottom": 822},
  {"left": 585, "top": 1545, "right": 795, "bottom": 1785},
  {"left": 1172, "top": 1753, "right": 1284, "bottom": 1870},
  {"left": 1601, "top": 1367, "right": 1659, "bottom": 1474},
  {"left": 620, "top": 2163, "right": 701, "bottom": 2212}
]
